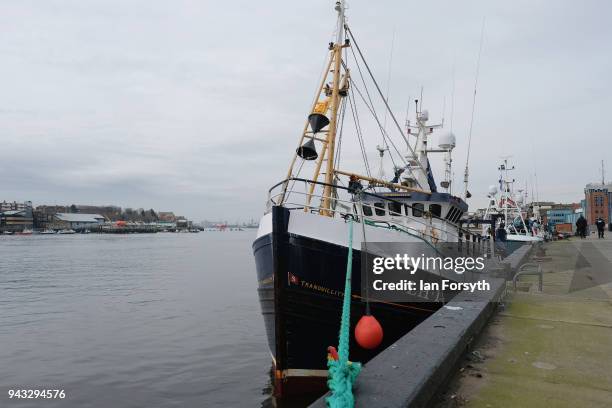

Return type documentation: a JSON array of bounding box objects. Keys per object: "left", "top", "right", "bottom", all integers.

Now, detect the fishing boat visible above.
[
  {"left": 482, "top": 158, "right": 543, "bottom": 242},
  {"left": 252, "top": 1, "right": 477, "bottom": 397}
]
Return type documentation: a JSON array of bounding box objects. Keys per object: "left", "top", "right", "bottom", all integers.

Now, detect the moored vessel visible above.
[
  {"left": 252, "top": 1, "right": 474, "bottom": 397},
  {"left": 482, "top": 158, "right": 543, "bottom": 242}
]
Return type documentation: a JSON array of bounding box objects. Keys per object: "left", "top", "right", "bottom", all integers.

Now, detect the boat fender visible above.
[{"left": 355, "top": 315, "right": 383, "bottom": 349}]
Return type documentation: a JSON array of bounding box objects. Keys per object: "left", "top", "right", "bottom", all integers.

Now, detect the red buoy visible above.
[{"left": 355, "top": 315, "right": 383, "bottom": 349}]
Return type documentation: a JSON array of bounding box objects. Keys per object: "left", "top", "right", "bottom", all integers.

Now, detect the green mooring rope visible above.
[{"left": 326, "top": 218, "right": 362, "bottom": 408}]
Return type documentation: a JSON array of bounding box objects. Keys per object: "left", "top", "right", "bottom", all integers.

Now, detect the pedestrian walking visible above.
[
  {"left": 576, "top": 215, "right": 587, "bottom": 239},
  {"left": 596, "top": 217, "right": 606, "bottom": 239}
]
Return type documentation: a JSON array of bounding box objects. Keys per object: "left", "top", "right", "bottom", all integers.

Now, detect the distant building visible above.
[
  {"left": 75, "top": 205, "right": 122, "bottom": 221},
  {"left": 156, "top": 221, "right": 177, "bottom": 230},
  {"left": 545, "top": 203, "right": 582, "bottom": 233},
  {"left": 176, "top": 216, "right": 190, "bottom": 230},
  {"left": 158, "top": 212, "right": 177, "bottom": 222},
  {"left": 0, "top": 210, "right": 34, "bottom": 232},
  {"left": 51, "top": 213, "right": 106, "bottom": 231},
  {"left": 546, "top": 207, "right": 572, "bottom": 229},
  {"left": 584, "top": 182, "right": 611, "bottom": 230},
  {"left": 1, "top": 200, "right": 32, "bottom": 212},
  {"left": 33, "top": 205, "right": 69, "bottom": 229},
  {"left": 0, "top": 201, "right": 33, "bottom": 232}
]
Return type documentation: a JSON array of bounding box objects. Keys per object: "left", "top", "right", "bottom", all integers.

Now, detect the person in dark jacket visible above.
[
  {"left": 496, "top": 222, "right": 507, "bottom": 242},
  {"left": 576, "top": 215, "right": 587, "bottom": 239},
  {"left": 595, "top": 217, "right": 606, "bottom": 239}
]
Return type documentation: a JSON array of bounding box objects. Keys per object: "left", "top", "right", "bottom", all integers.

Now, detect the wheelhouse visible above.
[{"left": 360, "top": 191, "right": 468, "bottom": 224}]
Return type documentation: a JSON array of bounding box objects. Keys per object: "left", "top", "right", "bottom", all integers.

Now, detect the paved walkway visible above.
[{"left": 436, "top": 235, "right": 612, "bottom": 407}]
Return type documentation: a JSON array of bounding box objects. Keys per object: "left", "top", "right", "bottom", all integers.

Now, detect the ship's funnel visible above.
[
  {"left": 296, "top": 138, "right": 318, "bottom": 160},
  {"left": 308, "top": 113, "right": 330, "bottom": 133}
]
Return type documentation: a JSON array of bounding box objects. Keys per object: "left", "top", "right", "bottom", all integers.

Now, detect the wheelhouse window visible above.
[
  {"left": 374, "top": 202, "right": 386, "bottom": 216},
  {"left": 454, "top": 211, "right": 464, "bottom": 223},
  {"left": 445, "top": 207, "right": 458, "bottom": 221},
  {"left": 411, "top": 203, "right": 424, "bottom": 217},
  {"left": 388, "top": 202, "right": 402, "bottom": 216},
  {"left": 429, "top": 204, "right": 442, "bottom": 218},
  {"left": 444, "top": 207, "right": 463, "bottom": 223},
  {"left": 362, "top": 204, "right": 373, "bottom": 216}
]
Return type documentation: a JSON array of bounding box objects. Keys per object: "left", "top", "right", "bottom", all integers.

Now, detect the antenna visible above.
[
  {"left": 441, "top": 96, "right": 446, "bottom": 127},
  {"left": 420, "top": 86, "right": 424, "bottom": 110},
  {"left": 602, "top": 159, "right": 605, "bottom": 185},
  {"left": 450, "top": 57, "right": 456, "bottom": 134},
  {"left": 404, "top": 97, "right": 411, "bottom": 135},
  {"left": 463, "top": 17, "right": 486, "bottom": 200},
  {"left": 382, "top": 27, "right": 396, "bottom": 134}
]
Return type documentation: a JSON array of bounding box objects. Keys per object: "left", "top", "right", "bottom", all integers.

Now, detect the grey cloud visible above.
[{"left": 1, "top": 0, "right": 611, "bottom": 221}]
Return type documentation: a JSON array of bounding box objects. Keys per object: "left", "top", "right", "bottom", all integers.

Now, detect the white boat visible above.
[
  {"left": 482, "top": 158, "right": 543, "bottom": 242},
  {"left": 40, "top": 229, "right": 56, "bottom": 235},
  {"left": 58, "top": 229, "right": 76, "bottom": 234}
]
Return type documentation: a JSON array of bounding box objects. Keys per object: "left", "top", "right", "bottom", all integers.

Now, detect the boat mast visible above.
[
  {"left": 499, "top": 158, "right": 511, "bottom": 227},
  {"left": 463, "top": 18, "right": 486, "bottom": 200},
  {"left": 280, "top": 1, "right": 436, "bottom": 211},
  {"left": 320, "top": 0, "right": 346, "bottom": 216}
]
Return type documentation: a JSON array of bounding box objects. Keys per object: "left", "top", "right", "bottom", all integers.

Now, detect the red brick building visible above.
[{"left": 584, "top": 182, "right": 611, "bottom": 229}]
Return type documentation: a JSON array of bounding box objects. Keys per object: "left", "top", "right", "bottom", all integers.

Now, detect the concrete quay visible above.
[{"left": 435, "top": 235, "right": 612, "bottom": 407}]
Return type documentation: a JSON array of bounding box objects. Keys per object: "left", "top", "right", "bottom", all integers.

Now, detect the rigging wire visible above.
[
  {"left": 286, "top": 159, "right": 305, "bottom": 202},
  {"left": 334, "top": 97, "right": 348, "bottom": 170},
  {"left": 345, "top": 24, "right": 427, "bottom": 179},
  {"left": 347, "top": 40, "right": 380, "bottom": 132},
  {"left": 349, "top": 79, "right": 402, "bottom": 171},
  {"left": 347, "top": 85, "right": 373, "bottom": 178},
  {"left": 344, "top": 36, "right": 421, "bottom": 186},
  {"left": 382, "top": 27, "right": 396, "bottom": 138},
  {"left": 287, "top": 23, "right": 339, "bottom": 185},
  {"left": 463, "top": 17, "right": 486, "bottom": 199},
  {"left": 334, "top": 44, "right": 351, "bottom": 172},
  {"left": 342, "top": 50, "right": 402, "bottom": 171},
  {"left": 345, "top": 42, "right": 401, "bottom": 169}
]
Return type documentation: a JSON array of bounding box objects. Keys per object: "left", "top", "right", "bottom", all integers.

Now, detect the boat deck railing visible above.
[{"left": 267, "top": 178, "right": 489, "bottom": 254}]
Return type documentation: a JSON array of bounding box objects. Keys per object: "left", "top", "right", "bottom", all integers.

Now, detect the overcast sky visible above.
[{"left": 1, "top": 0, "right": 611, "bottom": 222}]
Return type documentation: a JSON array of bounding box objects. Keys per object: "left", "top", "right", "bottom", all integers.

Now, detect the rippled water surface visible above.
[{"left": 0, "top": 232, "right": 278, "bottom": 407}]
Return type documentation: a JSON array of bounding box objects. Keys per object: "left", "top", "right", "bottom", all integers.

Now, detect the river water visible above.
[{"left": 0, "top": 232, "right": 294, "bottom": 407}]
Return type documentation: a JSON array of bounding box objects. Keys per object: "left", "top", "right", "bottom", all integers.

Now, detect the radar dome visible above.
[
  {"left": 488, "top": 185, "right": 498, "bottom": 196},
  {"left": 438, "top": 132, "right": 456, "bottom": 149},
  {"left": 420, "top": 110, "right": 429, "bottom": 121}
]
